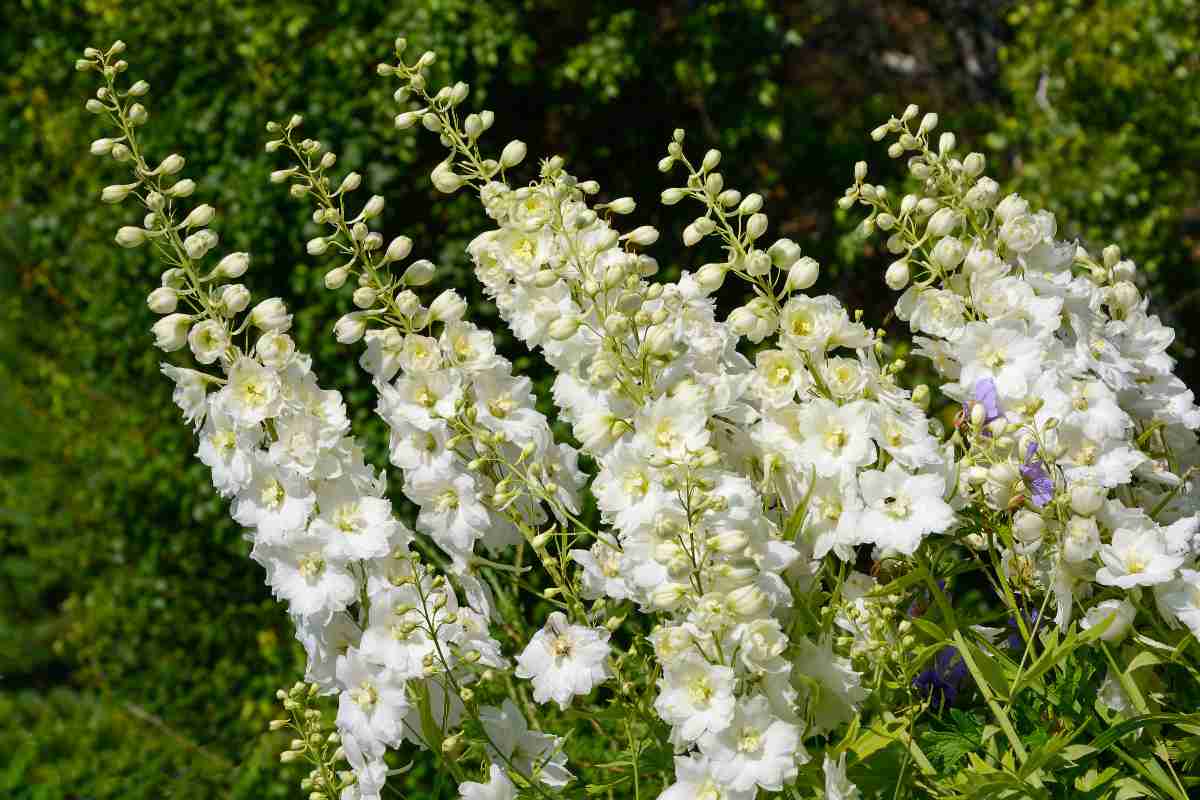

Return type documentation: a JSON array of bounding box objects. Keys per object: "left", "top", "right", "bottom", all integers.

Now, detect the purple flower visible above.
[
  {"left": 1020, "top": 442, "right": 1054, "bottom": 508},
  {"left": 963, "top": 378, "right": 1003, "bottom": 429},
  {"left": 913, "top": 646, "right": 969, "bottom": 709}
]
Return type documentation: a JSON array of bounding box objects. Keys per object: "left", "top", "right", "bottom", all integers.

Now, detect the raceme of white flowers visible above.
[{"left": 79, "top": 37, "right": 1200, "bottom": 800}]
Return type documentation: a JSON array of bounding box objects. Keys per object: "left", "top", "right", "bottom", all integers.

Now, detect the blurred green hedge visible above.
[{"left": 1, "top": 1, "right": 1196, "bottom": 797}]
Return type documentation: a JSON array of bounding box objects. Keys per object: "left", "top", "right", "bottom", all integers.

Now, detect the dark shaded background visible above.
[{"left": 2, "top": 0, "right": 1197, "bottom": 796}]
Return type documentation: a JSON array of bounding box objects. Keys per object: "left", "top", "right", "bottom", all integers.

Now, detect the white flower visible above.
[
  {"left": 1081, "top": 598, "right": 1136, "bottom": 641},
  {"left": 791, "top": 637, "right": 867, "bottom": 735},
  {"left": 479, "top": 699, "right": 573, "bottom": 788},
  {"left": 359, "top": 583, "right": 447, "bottom": 680},
  {"left": 335, "top": 648, "right": 409, "bottom": 749},
  {"left": 407, "top": 469, "right": 490, "bottom": 552},
  {"left": 1095, "top": 527, "right": 1184, "bottom": 588},
  {"left": 823, "top": 753, "right": 861, "bottom": 800},
  {"left": 360, "top": 328, "right": 405, "bottom": 381},
  {"left": 654, "top": 656, "right": 737, "bottom": 743},
  {"left": 699, "top": 695, "right": 804, "bottom": 791},
  {"left": 309, "top": 479, "right": 398, "bottom": 562},
  {"left": 161, "top": 364, "right": 211, "bottom": 429},
  {"left": 255, "top": 532, "right": 357, "bottom": 619},
  {"left": 196, "top": 403, "right": 260, "bottom": 497},
  {"left": 657, "top": 754, "right": 755, "bottom": 800},
  {"left": 220, "top": 357, "right": 282, "bottom": 426},
  {"left": 152, "top": 313, "right": 192, "bottom": 351},
  {"left": 790, "top": 398, "right": 876, "bottom": 478},
  {"left": 896, "top": 288, "right": 966, "bottom": 339},
  {"left": 570, "top": 536, "right": 633, "bottom": 601},
  {"left": 855, "top": 461, "right": 955, "bottom": 555},
  {"left": 514, "top": 611, "right": 610, "bottom": 710},
  {"left": 633, "top": 392, "right": 711, "bottom": 458},
  {"left": 231, "top": 454, "right": 315, "bottom": 542},
  {"left": 1154, "top": 569, "right": 1200, "bottom": 638},
  {"left": 457, "top": 764, "right": 516, "bottom": 800}
]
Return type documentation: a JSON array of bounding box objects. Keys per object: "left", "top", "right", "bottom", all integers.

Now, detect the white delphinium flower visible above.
[
  {"left": 219, "top": 356, "right": 283, "bottom": 426},
  {"left": 334, "top": 648, "right": 410, "bottom": 749},
  {"left": 160, "top": 364, "right": 211, "bottom": 428},
  {"left": 952, "top": 321, "right": 1045, "bottom": 402},
  {"left": 1154, "top": 568, "right": 1200, "bottom": 637},
  {"left": 514, "top": 611, "right": 611, "bottom": 709},
  {"left": 895, "top": 287, "right": 966, "bottom": 340},
  {"left": 856, "top": 460, "right": 956, "bottom": 555},
  {"left": 789, "top": 636, "right": 867, "bottom": 735},
  {"left": 293, "top": 611, "right": 360, "bottom": 691},
  {"left": 255, "top": 531, "right": 358, "bottom": 619},
  {"left": 359, "top": 583, "right": 449, "bottom": 680},
  {"left": 570, "top": 535, "right": 634, "bottom": 600},
  {"left": 699, "top": 695, "right": 804, "bottom": 792},
  {"left": 655, "top": 656, "right": 737, "bottom": 743},
  {"left": 657, "top": 754, "right": 755, "bottom": 800},
  {"left": 823, "top": 753, "right": 861, "bottom": 800},
  {"left": 195, "top": 403, "right": 261, "bottom": 496},
  {"left": 1095, "top": 526, "right": 1184, "bottom": 588},
  {"left": 789, "top": 398, "right": 877, "bottom": 478},
  {"left": 308, "top": 478, "right": 398, "bottom": 562},
  {"left": 1081, "top": 598, "right": 1136, "bottom": 641},
  {"left": 406, "top": 470, "right": 490, "bottom": 552},
  {"left": 457, "top": 764, "right": 516, "bottom": 800},
  {"left": 359, "top": 328, "right": 406, "bottom": 381},
  {"left": 231, "top": 453, "right": 315, "bottom": 542},
  {"left": 479, "top": 699, "right": 573, "bottom": 788}
]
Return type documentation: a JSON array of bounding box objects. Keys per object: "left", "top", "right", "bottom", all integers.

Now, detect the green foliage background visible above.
[{"left": 1, "top": 0, "right": 1196, "bottom": 797}]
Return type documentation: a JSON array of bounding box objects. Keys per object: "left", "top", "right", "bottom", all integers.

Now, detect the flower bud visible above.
[
  {"left": 746, "top": 213, "right": 768, "bottom": 240},
  {"left": 643, "top": 325, "right": 674, "bottom": 356},
  {"left": 786, "top": 257, "right": 819, "bottom": 292},
  {"left": 256, "top": 331, "right": 295, "bottom": 369},
  {"left": 1069, "top": 482, "right": 1104, "bottom": 516},
  {"left": 183, "top": 230, "right": 218, "bottom": 260},
  {"left": 184, "top": 204, "right": 215, "bottom": 228},
  {"left": 250, "top": 298, "right": 292, "bottom": 331},
  {"left": 854, "top": 161, "right": 868, "bottom": 182},
  {"left": 727, "top": 584, "right": 768, "bottom": 616},
  {"left": 115, "top": 226, "right": 147, "bottom": 248},
  {"left": 661, "top": 188, "right": 686, "bottom": 205},
  {"left": 429, "top": 289, "right": 467, "bottom": 322},
  {"left": 547, "top": 316, "right": 580, "bottom": 340},
  {"left": 101, "top": 183, "right": 136, "bottom": 204},
  {"left": 737, "top": 193, "right": 764, "bottom": 215},
  {"left": 499, "top": 140, "right": 527, "bottom": 168},
  {"left": 963, "top": 152, "right": 985, "bottom": 177},
  {"left": 926, "top": 207, "right": 960, "bottom": 237},
  {"left": 624, "top": 225, "right": 659, "bottom": 246},
  {"left": 167, "top": 178, "right": 196, "bottom": 198},
  {"left": 402, "top": 259, "right": 435, "bottom": 286},
  {"left": 607, "top": 197, "right": 635, "bottom": 214},
  {"left": 697, "top": 262, "right": 727, "bottom": 292},
  {"left": 885, "top": 259, "right": 910, "bottom": 290},
  {"left": 156, "top": 154, "right": 185, "bottom": 175},
  {"left": 768, "top": 238, "right": 802, "bottom": 269},
  {"left": 1011, "top": 509, "right": 1045, "bottom": 544},
  {"left": 151, "top": 313, "right": 191, "bottom": 351},
  {"left": 360, "top": 195, "right": 384, "bottom": 220},
  {"left": 90, "top": 137, "right": 116, "bottom": 155},
  {"left": 930, "top": 236, "right": 966, "bottom": 270},
  {"left": 701, "top": 149, "right": 722, "bottom": 171},
  {"left": 216, "top": 252, "right": 250, "bottom": 279},
  {"left": 431, "top": 161, "right": 463, "bottom": 193},
  {"left": 384, "top": 235, "right": 413, "bottom": 263},
  {"left": 334, "top": 313, "right": 367, "bottom": 344},
  {"left": 220, "top": 283, "right": 251, "bottom": 314},
  {"left": 352, "top": 286, "right": 378, "bottom": 309},
  {"left": 146, "top": 286, "right": 178, "bottom": 314}
]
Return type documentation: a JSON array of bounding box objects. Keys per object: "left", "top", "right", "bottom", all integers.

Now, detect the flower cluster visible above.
[
  {"left": 850, "top": 106, "right": 1200, "bottom": 645},
  {"left": 81, "top": 33, "right": 1200, "bottom": 800}
]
